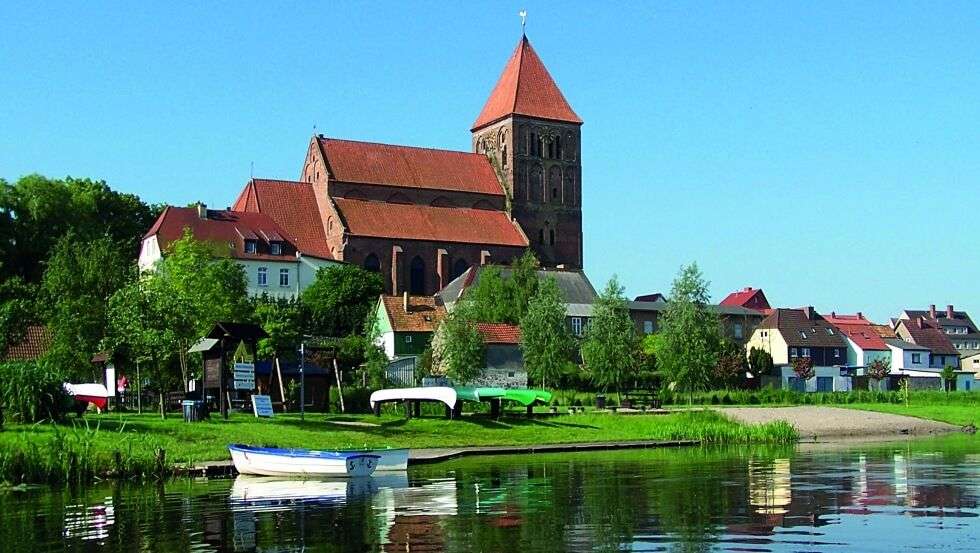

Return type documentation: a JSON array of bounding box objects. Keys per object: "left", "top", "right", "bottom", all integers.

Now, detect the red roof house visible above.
[
  {"left": 894, "top": 317, "right": 961, "bottom": 368},
  {"left": 2, "top": 325, "right": 52, "bottom": 361},
  {"left": 476, "top": 323, "right": 522, "bottom": 345},
  {"left": 720, "top": 287, "right": 771, "bottom": 313}
]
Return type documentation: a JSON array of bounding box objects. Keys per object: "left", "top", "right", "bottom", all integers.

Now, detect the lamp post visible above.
[{"left": 299, "top": 341, "right": 305, "bottom": 422}]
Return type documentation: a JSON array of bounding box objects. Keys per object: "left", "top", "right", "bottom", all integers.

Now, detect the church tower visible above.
[{"left": 471, "top": 35, "right": 583, "bottom": 268}]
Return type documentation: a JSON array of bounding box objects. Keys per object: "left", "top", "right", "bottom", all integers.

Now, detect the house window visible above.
[
  {"left": 911, "top": 353, "right": 921, "bottom": 364},
  {"left": 571, "top": 317, "right": 583, "bottom": 336},
  {"left": 643, "top": 320, "right": 654, "bottom": 335},
  {"left": 244, "top": 240, "right": 257, "bottom": 254},
  {"left": 733, "top": 323, "right": 743, "bottom": 339},
  {"left": 405, "top": 336, "right": 413, "bottom": 344},
  {"left": 270, "top": 242, "right": 282, "bottom": 255},
  {"left": 790, "top": 347, "right": 798, "bottom": 358},
  {"left": 279, "top": 268, "right": 289, "bottom": 287},
  {"left": 257, "top": 267, "right": 268, "bottom": 286},
  {"left": 833, "top": 349, "right": 840, "bottom": 358},
  {"left": 802, "top": 348, "right": 811, "bottom": 358}
]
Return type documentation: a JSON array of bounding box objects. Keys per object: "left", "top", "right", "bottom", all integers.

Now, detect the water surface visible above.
[{"left": 2, "top": 437, "right": 978, "bottom": 552}]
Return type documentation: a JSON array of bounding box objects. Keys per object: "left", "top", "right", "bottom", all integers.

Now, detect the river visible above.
[{"left": 2, "top": 437, "right": 978, "bottom": 552}]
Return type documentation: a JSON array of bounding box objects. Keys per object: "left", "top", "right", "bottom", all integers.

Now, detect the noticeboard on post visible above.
[
  {"left": 252, "top": 394, "right": 274, "bottom": 418},
  {"left": 233, "top": 362, "right": 255, "bottom": 391}
]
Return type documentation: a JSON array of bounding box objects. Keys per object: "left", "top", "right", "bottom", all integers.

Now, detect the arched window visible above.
[
  {"left": 363, "top": 253, "right": 380, "bottom": 273},
  {"left": 529, "top": 165, "right": 542, "bottom": 202},
  {"left": 409, "top": 256, "right": 425, "bottom": 295},
  {"left": 555, "top": 135, "right": 562, "bottom": 160},
  {"left": 538, "top": 229, "right": 544, "bottom": 245},
  {"left": 529, "top": 131, "right": 537, "bottom": 156},
  {"left": 548, "top": 166, "right": 562, "bottom": 203},
  {"left": 451, "top": 258, "right": 469, "bottom": 280},
  {"left": 564, "top": 168, "right": 576, "bottom": 207},
  {"left": 549, "top": 229, "right": 555, "bottom": 246},
  {"left": 547, "top": 139, "right": 554, "bottom": 159}
]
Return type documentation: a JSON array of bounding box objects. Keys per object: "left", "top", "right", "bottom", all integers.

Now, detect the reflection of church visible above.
[{"left": 232, "top": 34, "right": 584, "bottom": 295}]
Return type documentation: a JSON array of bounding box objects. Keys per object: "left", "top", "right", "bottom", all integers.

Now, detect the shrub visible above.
[
  {"left": 329, "top": 386, "right": 373, "bottom": 413},
  {"left": 0, "top": 361, "right": 70, "bottom": 423}
]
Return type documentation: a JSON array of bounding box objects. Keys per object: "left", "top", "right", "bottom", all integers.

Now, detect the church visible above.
[{"left": 144, "top": 34, "right": 583, "bottom": 297}]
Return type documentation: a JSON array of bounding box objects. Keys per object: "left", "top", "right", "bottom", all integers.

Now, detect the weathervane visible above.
[{"left": 519, "top": 9, "right": 527, "bottom": 33}]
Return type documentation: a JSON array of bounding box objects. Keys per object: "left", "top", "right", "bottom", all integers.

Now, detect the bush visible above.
[
  {"left": 329, "top": 386, "right": 373, "bottom": 414},
  {"left": 0, "top": 361, "right": 70, "bottom": 423}
]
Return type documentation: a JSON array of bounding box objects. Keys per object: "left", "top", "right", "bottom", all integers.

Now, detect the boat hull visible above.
[
  {"left": 361, "top": 448, "right": 409, "bottom": 471},
  {"left": 229, "top": 445, "right": 379, "bottom": 477}
]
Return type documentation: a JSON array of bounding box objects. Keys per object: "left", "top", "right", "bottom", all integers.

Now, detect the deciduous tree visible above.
[
  {"left": 431, "top": 301, "right": 484, "bottom": 384},
  {"left": 713, "top": 340, "right": 748, "bottom": 389},
  {"left": 792, "top": 357, "right": 814, "bottom": 381},
  {"left": 520, "top": 277, "right": 574, "bottom": 388},
  {"left": 581, "top": 276, "right": 637, "bottom": 400},
  {"left": 301, "top": 265, "right": 383, "bottom": 338}
]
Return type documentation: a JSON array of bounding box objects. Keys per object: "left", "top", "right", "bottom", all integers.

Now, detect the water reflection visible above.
[{"left": 2, "top": 439, "right": 978, "bottom": 552}]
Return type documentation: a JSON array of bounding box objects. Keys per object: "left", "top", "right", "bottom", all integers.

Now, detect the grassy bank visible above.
[
  {"left": 0, "top": 410, "right": 795, "bottom": 485},
  {"left": 843, "top": 402, "right": 978, "bottom": 427}
]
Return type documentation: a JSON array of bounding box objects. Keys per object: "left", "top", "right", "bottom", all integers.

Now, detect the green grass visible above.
[
  {"left": 0, "top": 409, "right": 795, "bottom": 485},
  {"left": 843, "top": 402, "right": 979, "bottom": 427}
]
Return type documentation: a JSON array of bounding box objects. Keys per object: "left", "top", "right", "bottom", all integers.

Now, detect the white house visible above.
[
  {"left": 885, "top": 339, "right": 931, "bottom": 371},
  {"left": 140, "top": 204, "right": 340, "bottom": 299}
]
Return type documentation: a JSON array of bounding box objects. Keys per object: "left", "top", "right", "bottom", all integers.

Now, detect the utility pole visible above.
[{"left": 299, "top": 341, "right": 305, "bottom": 422}]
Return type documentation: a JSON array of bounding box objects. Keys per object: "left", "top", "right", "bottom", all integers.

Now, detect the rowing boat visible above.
[
  {"left": 229, "top": 444, "right": 380, "bottom": 477},
  {"left": 369, "top": 387, "right": 457, "bottom": 410}
]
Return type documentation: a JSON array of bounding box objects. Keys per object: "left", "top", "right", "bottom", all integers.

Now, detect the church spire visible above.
[{"left": 471, "top": 35, "right": 581, "bottom": 131}]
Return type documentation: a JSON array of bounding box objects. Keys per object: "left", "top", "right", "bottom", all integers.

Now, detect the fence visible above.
[{"left": 385, "top": 357, "right": 416, "bottom": 387}]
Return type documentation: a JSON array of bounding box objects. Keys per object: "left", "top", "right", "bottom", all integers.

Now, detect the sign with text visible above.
[
  {"left": 252, "top": 394, "right": 274, "bottom": 418},
  {"left": 204, "top": 358, "right": 222, "bottom": 388},
  {"left": 233, "top": 362, "right": 255, "bottom": 391}
]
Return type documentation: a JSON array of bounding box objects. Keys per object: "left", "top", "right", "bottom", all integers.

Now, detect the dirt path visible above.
[{"left": 715, "top": 406, "right": 959, "bottom": 440}]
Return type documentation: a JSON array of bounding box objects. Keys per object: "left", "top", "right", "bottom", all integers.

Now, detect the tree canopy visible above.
[
  {"left": 467, "top": 251, "right": 540, "bottom": 324},
  {"left": 520, "top": 277, "right": 574, "bottom": 388},
  {"left": 301, "top": 264, "right": 383, "bottom": 338},
  {"left": 654, "top": 263, "right": 723, "bottom": 398},
  {"left": 581, "top": 276, "right": 637, "bottom": 397},
  {"left": 431, "top": 301, "right": 485, "bottom": 384}
]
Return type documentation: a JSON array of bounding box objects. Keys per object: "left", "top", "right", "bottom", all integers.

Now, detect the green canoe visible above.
[
  {"left": 502, "top": 389, "right": 553, "bottom": 406},
  {"left": 454, "top": 387, "right": 507, "bottom": 402}
]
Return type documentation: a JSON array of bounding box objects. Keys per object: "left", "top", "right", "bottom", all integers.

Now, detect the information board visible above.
[
  {"left": 251, "top": 394, "right": 274, "bottom": 418},
  {"left": 204, "top": 358, "right": 222, "bottom": 388},
  {"left": 233, "top": 362, "right": 255, "bottom": 391}
]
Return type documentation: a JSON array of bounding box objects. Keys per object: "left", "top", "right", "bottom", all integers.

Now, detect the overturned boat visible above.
[{"left": 229, "top": 444, "right": 380, "bottom": 477}]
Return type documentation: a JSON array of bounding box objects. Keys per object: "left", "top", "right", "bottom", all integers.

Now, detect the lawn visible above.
[
  {"left": 843, "top": 402, "right": 979, "bottom": 427},
  {"left": 0, "top": 409, "right": 795, "bottom": 485}
]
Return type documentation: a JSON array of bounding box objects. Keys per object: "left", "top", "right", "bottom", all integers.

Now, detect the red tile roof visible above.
[
  {"left": 333, "top": 198, "right": 528, "bottom": 247},
  {"left": 380, "top": 295, "right": 446, "bottom": 333},
  {"left": 145, "top": 206, "right": 303, "bottom": 261},
  {"left": 476, "top": 323, "right": 521, "bottom": 345},
  {"left": 3, "top": 325, "right": 52, "bottom": 361},
  {"left": 317, "top": 137, "right": 503, "bottom": 196},
  {"left": 232, "top": 179, "right": 332, "bottom": 259},
  {"left": 720, "top": 287, "right": 771, "bottom": 311},
  {"left": 472, "top": 36, "right": 582, "bottom": 130},
  {"left": 896, "top": 318, "right": 958, "bottom": 356},
  {"left": 822, "top": 313, "right": 889, "bottom": 351}
]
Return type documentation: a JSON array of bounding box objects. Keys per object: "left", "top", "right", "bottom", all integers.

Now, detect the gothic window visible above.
[
  {"left": 549, "top": 229, "right": 555, "bottom": 246},
  {"left": 538, "top": 228, "right": 544, "bottom": 245},
  {"left": 548, "top": 166, "right": 562, "bottom": 203},
  {"left": 566, "top": 132, "right": 576, "bottom": 161},
  {"left": 555, "top": 135, "right": 562, "bottom": 160},
  {"left": 451, "top": 258, "right": 469, "bottom": 280},
  {"left": 409, "top": 256, "right": 425, "bottom": 295},
  {"left": 529, "top": 165, "right": 543, "bottom": 202},
  {"left": 547, "top": 139, "right": 554, "bottom": 159},
  {"left": 564, "top": 168, "right": 577, "bottom": 207},
  {"left": 499, "top": 129, "right": 509, "bottom": 169},
  {"left": 514, "top": 161, "right": 526, "bottom": 200},
  {"left": 363, "top": 254, "right": 381, "bottom": 273},
  {"left": 529, "top": 131, "right": 538, "bottom": 157},
  {"left": 518, "top": 125, "right": 528, "bottom": 155}
]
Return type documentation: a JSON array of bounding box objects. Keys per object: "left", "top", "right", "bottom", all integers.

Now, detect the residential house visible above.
[
  {"left": 140, "top": 204, "right": 340, "bottom": 299},
  {"left": 2, "top": 325, "right": 52, "bottom": 361},
  {"left": 436, "top": 264, "right": 597, "bottom": 338},
  {"left": 962, "top": 351, "right": 980, "bottom": 379},
  {"left": 822, "top": 312, "right": 891, "bottom": 369},
  {"left": 744, "top": 307, "right": 851, "bottom": 391},
  {"left": 719, "top": 286, "right": 772, "bottom": 313},
  {"left": 472, "top": 323, "right": 527, "bottom": 388},
  {"left": 894, "top": 317, "right": 961, "bottom": 369},
  {"left": 897, "top": 305, "right": 980, "bottom": 357},
  {"left": 885, "top": 339, "right": 931, "bottom": 372},
  {"left": 628, "top": 300, "right": 764, "bottom": 346},
  {"left": 633, "top": 293, "right": 667, "bottom": 302},
  {"left": 372, "top": 294, "right": 446, "bottom": 360}
]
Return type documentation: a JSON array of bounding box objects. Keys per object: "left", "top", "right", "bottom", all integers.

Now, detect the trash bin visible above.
[{"left": 182, "top": 400, "right": 208, "bottom": 422}]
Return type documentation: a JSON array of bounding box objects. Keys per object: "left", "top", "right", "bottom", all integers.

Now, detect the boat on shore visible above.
[
  {"left": 362, "top": 448, "right": 409, "bottom": 471},
  {"left": 229, "top": 444, "right": 380, "bottom": 477},
  {"left": 369, "top": 386, "right": 457, "bottom": 410}
]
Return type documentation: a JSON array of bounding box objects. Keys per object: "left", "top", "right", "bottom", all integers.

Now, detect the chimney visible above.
[
  {"left": 744, "top": 287, "right": 753, "bottom": 292},
  {"left": 857, "top": 312, "right": 863, "bottom": 320},
  {"left": 831, "top": 311, "right": 836, "bottom": 318},
  {"left": 403, "top": 291, "right": 409, "bottom": 313},
  {"left": 196, "top": 203, "right": 207, "bottom": 219},
  {"left": 803, "top": 306, "right": 814, "bottom": 320},
  {"left": 946, "top": 304, "right": 955, "bottom": 319},
  {"left": 929, "top": 304, "right": 936, "bottom": 319}
]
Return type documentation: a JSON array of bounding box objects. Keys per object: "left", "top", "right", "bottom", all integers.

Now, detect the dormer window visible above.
[
  {"left": 244, "top": 240, "right": 257, "bottom": 254},
  {"left": 799, "top": 331, "right": 807, "bottom": 339},
  {"left": 270, "top": 242, "right": 282, "bottom": 256}
]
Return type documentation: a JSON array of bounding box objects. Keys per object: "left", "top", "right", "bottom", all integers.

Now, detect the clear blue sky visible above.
[{"left": 2, "top": 2, "right": 978, "bottom": 322}]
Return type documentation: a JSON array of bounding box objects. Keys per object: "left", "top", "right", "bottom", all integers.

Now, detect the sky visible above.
[{"left": 2, "top": 2, "right": 978, "bottom": 322}]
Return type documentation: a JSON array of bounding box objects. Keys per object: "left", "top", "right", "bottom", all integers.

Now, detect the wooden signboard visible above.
[
  {"left": 204, "top": 357, "right": 222, "bottom": 388},
  {"left": 251, "top": 395, "right": 274, "bottom": 418}
]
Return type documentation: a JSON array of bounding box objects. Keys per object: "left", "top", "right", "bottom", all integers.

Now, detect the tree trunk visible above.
[
  {"left": 178, "top": 341, "right": 189, "bottom": 392},
  {"left": 159, "top": 389, "right": 166, "bottom": 420},
  {"left": 275, "top": 356, "right": 287, "bottom": 412}
]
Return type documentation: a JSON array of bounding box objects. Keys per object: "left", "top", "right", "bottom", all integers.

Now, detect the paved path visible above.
[{"left": 715, "top": 406, "right": 959, "bottom": 440}]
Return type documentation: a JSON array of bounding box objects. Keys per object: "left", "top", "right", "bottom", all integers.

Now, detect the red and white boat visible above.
[{"left": 64, "top": 383, "right": 110, "bottom": 413}]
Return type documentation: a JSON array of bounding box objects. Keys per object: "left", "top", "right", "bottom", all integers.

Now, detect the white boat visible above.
[
  {"left": 229, "top": 444, "right": 380, "bottom": 477},
  {"left": 358, "top": 448, "right": 409, "bottom": 471},
  {"left": 63, "top": 382, "right": 110, "bottom": 412},
  {"left": 369, "top": 387, "right": 457, "bottom": 410}
]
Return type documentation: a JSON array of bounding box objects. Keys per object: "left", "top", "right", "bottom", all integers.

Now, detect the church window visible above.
[
  {"left": 555, "top": 136, "right": 562, "bottom": 160},
  {"left": 552, "top": 187, "right": 558, "bottom": 199},
  {"left": 538, "top": 229, "right": 544, "bottom": 245},
  {"left": 502, "top": 144, "right": 508, "bottom": 168},
  {"left": 547, "top": 140, "right": 554, "bottom": 159},
  {"left": 409, "top": 256, "right": 426, "bottom": 295},
  {"left": 363, "top": 253, "right": 380, "bottom": 273},
  {"left": 548, "top": 166, "right": 562, "bottom": 203},
  {"left": 549, "top": 229, "right": 555, "bottom": 245},
  {"left": 451, "top": 258, "right": 469, "bottom": 280}
]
